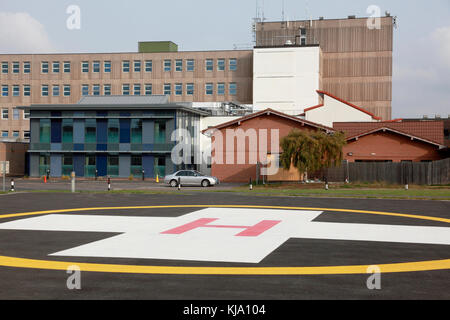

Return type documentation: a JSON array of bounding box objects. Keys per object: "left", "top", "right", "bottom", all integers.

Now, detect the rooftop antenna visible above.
[{"left": 282, "top": 0, "right": 285, "bottom": 22}]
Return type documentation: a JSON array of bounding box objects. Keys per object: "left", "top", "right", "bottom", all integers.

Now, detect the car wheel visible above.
[
  {"left": 170, "top": 179, "right": 178, "bottom": 187},
  {"left": 201, "top": 179, "right": 210, "bottom": 187}
]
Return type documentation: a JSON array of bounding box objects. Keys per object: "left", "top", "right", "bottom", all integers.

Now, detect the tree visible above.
[{"left": 280, "top": 129, "right": 346, "bottom": 180}]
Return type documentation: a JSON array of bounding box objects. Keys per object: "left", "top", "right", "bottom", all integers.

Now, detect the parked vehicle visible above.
[{"left": 164, "top": 170, "right": 219, "bottom": 187}]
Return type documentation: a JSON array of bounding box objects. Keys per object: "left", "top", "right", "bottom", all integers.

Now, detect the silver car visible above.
[{"left": 164, "top": 170, "right": 219, "bottom": 187}]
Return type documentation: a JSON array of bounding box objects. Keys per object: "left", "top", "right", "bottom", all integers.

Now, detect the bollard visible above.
[
  {"left": 178, "top": 177, "right": 181, "bottom": 190},
  {"left": 249, "top": 178, "right": 253, "bottom": 190},
  {"left": 10, "top": 179, "right": 15, "bottom": 192},
  {"left": 405, "top": 184, "right": 409, "bottom": 190},
  {"left": 142, "top": 169, "right": 145, "bottom": 181},
  {"left": 107, "top": 176, "right": 111, "bottom": 191},
  {"left": 71, "top": 172, "right": 76, "bottom": 193},
  {"left": 46, "top": 169, "right": 50, "bottom": 181},
  {"left": 95, "top": 169, "right": 98, "bottom": 181},
  {"left": 156, "top": 174, "right": 159, "bottom": 183}
]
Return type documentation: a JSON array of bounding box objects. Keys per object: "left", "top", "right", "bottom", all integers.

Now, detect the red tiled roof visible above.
[{"left": 333, "top": 121, "right": 445, "bottom": 145}]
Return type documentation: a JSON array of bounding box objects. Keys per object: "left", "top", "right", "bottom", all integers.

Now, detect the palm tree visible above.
[{"left": 280, "top": 129, "right": 346, "bottom": 181}]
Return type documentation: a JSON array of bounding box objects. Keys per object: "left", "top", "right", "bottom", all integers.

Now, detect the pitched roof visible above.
[
  {"left": 334, "top": 121, "right": 445, "bottom": 145},
  {"left": 202, "top": 108, "right": 335, "bottom": 133}
]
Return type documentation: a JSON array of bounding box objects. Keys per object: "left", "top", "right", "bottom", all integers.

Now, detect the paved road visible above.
[{"left": 0, "top": 192, "right": 448, "bottom": 300}]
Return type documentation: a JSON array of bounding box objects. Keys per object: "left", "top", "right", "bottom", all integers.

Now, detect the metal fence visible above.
[{"left": 322, "top": 158, "right": 450, "bottom": 185}]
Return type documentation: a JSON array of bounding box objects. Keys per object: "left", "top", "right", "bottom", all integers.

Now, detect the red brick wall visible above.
[{"left": 343, "top": 132, "right": 442, "bottom": 162}]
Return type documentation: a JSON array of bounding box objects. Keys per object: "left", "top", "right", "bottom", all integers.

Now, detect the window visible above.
[
  {"left": 130, "top": 119, "right": 142, "bottom": 144},
  {"left": 63, "top": 85, "right": 71, "bottom": 96},
  {"left": 107, "top": 119, "right": 119, "bottom": 143},
  {"left": 145, "top": 84, "right": 152, "bottom": 95},
  {"left": 107, "top": 155, "right": 119, "bottom": 177},
  {"left": 1, "top": 85, "right": 8, "bottom": 97},
  {"left": 186, "top": 59, "right": 194, "bottom": 72},
  {"left": 1, "top": 131, "right": 8, "bottom": 138},
  {"left": 39, "top": 119, "right": 51, "bottom": 143},
  {"left": 81, "top": 61, "right": 89, "bottom": 73},
  {"left": 186, "top": 83, "right": 194, "bottom": 95},
  {"left": 205, "top": 59, "right": 213, "bottom": 71},
  {"left": 1, "top": 108, "right": 8, "bottom": 119},
  {"left": 134, "top": 60, "right": 141, "bottom": 72},
  {"left": 205, "top": 83, "right": 213, "bottom": 95},
  {"left": 85, "top": 119, "right": 96, "bottom": 143},
  {"left": 103, "top": 84, "right": 111, "bottom": 96},
  {"left": 154, "top": 121, "right": 166, "bottom": 143},
  {"left": 130, "top": 155, "right": 142, "bottom": 176},
  {"left": 133, "top": 84, "right": 141, "bottom": 96},
  {"left": 13, "top": 109, "right": 20, "bottom": 120},
  {"left": 229, "top": 58, "right": 237, "bottom": 71},
  {"left": 82, "top": 84, "right": 89, "bottom": 96},
  {"left": 1, "top": 62, "right": 8, "bottom": 74},
  {"left": 41, "top": 61, "right": 49, "bottom": 73},
  {"left": 104, "top": 61, "right": 111, "bottom": 73},
  {"left": 24, "top": 131, "right": 30, "bottom": 139},
  {"left": 41, "top": 85, "right": 49, "bottom": 97},
  {"left": 12, "top": 131, "right": 19, "bottom": 138},
  {"left": 92, "top": 61, "right": 100, "bottom": 73},
  {"left": 122, "top": 60, "right": 130, "bottom": 72},
  {"left": 12, "top": 85, "right": 20, "bottom": 97},
  {"left": 175, "top": 83, "right": 182, "bottom": 95},
  {"left": 145, "top": 60, "right": 152, "bottom": 72},
  {"left": 23, "top": 61, "right": 31, "bottom": 73},
  {"left": 163, "top": 83, "right": 171, "bottom": 95},
  {"left": 217, "top": 59, "right": 225, "bottom": 71},
  {"left": 85, "top": 155, "right": 96, "bottom": 177},
  {"left": 52, "top": 61, "right": 60, "bottom": 73},
  {"left": 164, "top": 60, "right": 171, "bottom": 72},
  {"left": 24, "top": 85, "right": 31, "bottom": 97},
  {"left": 175, "top": 59, "right": 182, "bottom": 72},
  {"left": 63, "top": 61, "right": 71, "bottom": 73},
  {"left": 62, "top": 154, "right": 73, "bottom": 176},
  {"left": 12, "top": 62, "right": 20, "bottom": 74},
  {"left": 122, "top": 84, "right": 130, "bottom": 95},
  {"left": 229, "top": 82, "right": 237, "bottom": 95},
  {"left": 62, "top": 119, "right": 73, "bottom": 143},
  {"left": 23, "top": 110, "right": 30, "bottom": 119},
  {"left": 92, "top": 84, "right": 100, "bottom": 96},
  {"left": 52, "top": 85, "right": 60, "bottom": 97},
  {"left": 217, "top": 83, "right": 225, "bottom": 95}
]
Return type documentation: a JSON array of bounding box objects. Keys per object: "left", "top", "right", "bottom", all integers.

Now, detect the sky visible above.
[{"left": 0, "top": 0, "right": 449, "bottom": 119}]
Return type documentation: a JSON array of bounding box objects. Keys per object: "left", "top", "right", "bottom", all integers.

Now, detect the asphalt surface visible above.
[{"left": 0, "top": 191, "right": 448, "bottom": 300}]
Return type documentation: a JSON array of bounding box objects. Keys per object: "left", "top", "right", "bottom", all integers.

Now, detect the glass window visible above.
[
  {"left": 104, "top": 61, "right": 111, "bottom": 73},
  {"left": 217, "top": 59, "right": 225, "bottom": 71},
  {"left": 154, "top": 157, "right": 166, "bottom": 177},
  {"left": 103, "top": 84, "right": 111, "bottom": 96},
  {"left": 24, "top": 110, "right": 30, "bottom": 119},
  {"left": 39, "top": 154, "right": 50, "bottom": 177},
  {"left": 107, "top": 119, "right": 119, "bottom": 143},
  {"left": 82, "top": 84, "right": 89, "bottom": 96},
  {"left": 24, "top": 131, "right": 30, "bottom": 139},
  {"left": 41, "top": 85, "right": 49, "bottom": 97},
  {"left": 85, "top": 155, "right": 96, "bottom": 177},
  {"left": 130, "top": 119, "right": 142, "bottom": 144},
  {"left": 12, "top": 131, "right": 19, "bottom": 137},
  {"left": 92, "top": 61, "right": 100, "bottom": 73},
  {"left": 229, "top": 82, "right": 237, "bottom": 95},
  {"left": 1, "top": 131, "right": 8, "bottom": 137},
  {"left": 13, "top": 108, "right": 20, "bottom": 120},
  {"left": 107, "top": 155, "right": 119, "bottom": 177},
  {"left": 130, "top": 155, "right": 142, "bottom": 177},
  {"left": 92, "top": 84, "right": 100, "bottom": 96},
  {"left": 205, "top": 83, "right": 213, "bottom": 95},
  {"left": 1, "top": 62, "right": 8, "bottom": 74},
  {"left": 164, "top": 60, "right": 171, "bottom": 72},
  {"left": 154, "top": 121, "right": 166, "bottom": 143},
  {"left": 52, "top": 85, "right": 60, "bottom": 97},
  {"left": 12, "top": 62, "right": 20, "bottom": 73},
  {"left": 85, "top": 119, "right": 96, "bottom": 143},
  {"left": 62, "top": 154, "right": 73, "bottom": 176},
  {"left": 39, "top": 119, "right": 51, "bottom": 143},
  {"left": 175, "top": 59, "right": 182, "bottom": 72},
  {"left": 133, "top": 84, "right": 141, "bottom": 96},
  {"left": 145, "top": 84, "right": 152, "bottom": 95},
  {"left": 23, "top": 61, "right": 31, "bottom": 73},
  {"left": 63, "top": 85, "right": 71, "bottom": 96},
  {"left": 186, "top": 83, "right": 194, "bottom": 95},
  {"left": 205, "top": 59, "right": 213, "bottom": 71},
  {"left": 164, "top": 83, "right": 171, "bottom": 95},
  {"left": 1, "top": 85, "right": 8, "bottom": 97},
  {"left": 63, "top": 61, "right": 71, "bottom": 73},
  {"left": 62, "top": 119, "right": 73, "bottom": 143},
  {"left": 186, "top": 59, "right": 194, "bottom": 72},
  {"left": 41, "top": 61, "right": 49, "bottom": 73},
  {"left": 145, "top": 60, "right": 152, "bottom": 72},
  {"left": 1, "top": 108, "right": 8, "bottom": 119},
  {"left": 122, "top": 84, "right": 130, "bottom": 95},
  {"left": 12, "top": 85, "right": 20, "bottom": 97},
  {"left": 122, "top": 60, "right": 130, "bottom": 72},
  {"left": 81, "top": 61, "right": 89, "bottom": 73},
  {"left": 52, "top": 61, "right": 60, "bottom": 73},
  {"left": 229, "top": 58, "right": 237, "bottom": 71},
  {"left": 134, "top": 60, "right": 141, "bottom": 72},
  {"left": 24, "top": 85, "right": 31, "bottom": 97},
  {"left": 175, "top": 83, "right": 182, "bottom": 96},
  {"left": 217, "top": 83, "right": 225, "bottom": 95}
]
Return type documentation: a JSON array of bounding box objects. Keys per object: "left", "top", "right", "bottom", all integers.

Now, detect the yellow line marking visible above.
[{"left": 0, "top": 205, "right": 449, "bottom": 275}]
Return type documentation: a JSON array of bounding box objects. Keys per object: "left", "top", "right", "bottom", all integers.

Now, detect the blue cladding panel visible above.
[
  {"left": 51, "top": 119, "right": 62, "bottom": 143},
  {"left": 73, "top": 154, "right": 84, "bottom": 177},
  {"left": 50, "top": 143, "right": 61, "bottom": 151},
  {"left": 97, "top": 144, "right": 107, "bottom": 151},
  {"left": 97, "top": 111, "right": 108, "bottom": 117},
  {"left": 142, "top": 120, "right": 154, "bottom": 144},
  {"left": 97, "top": 119, "right": 107, "bottom": 143},
  {"left": 143, "top": 144, "right": 153, "bottom": 151},
  {"left": 74, "top": 144, "right": 84, "bottom": 151},
  {"left": 73, "top": 119, "right": 85, "bottom": 143},
  {"left": 96, "top": 155, "right": 107, "bottom": 177},
  {"left": 50, "top": 154, "right": 62, "bottom": 177},
  {"left": 51, "top": 111, "right": 62, "bottom": 117},
  {"left": 120, "top": 112, "right": 131, "bottom": 117},
  {"left": 143, "top": 155, "right": 154, "bottom": 178},
  {"left": 120, "top": 119, "right": 131, "bottom": 143}
]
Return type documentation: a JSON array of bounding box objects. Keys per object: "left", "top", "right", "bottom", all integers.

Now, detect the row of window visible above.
[
  {"left": 1, "top": 130, "right": 29, "bottom": 139},
  {"left": 1, "top": 82, "right": 238, "bottom": 97},
  {"left": 1, "top": 108, "right": 29, "bottom": 120},
  {"left": 1, "top": 58, "right": 238, "bottom": 74}
]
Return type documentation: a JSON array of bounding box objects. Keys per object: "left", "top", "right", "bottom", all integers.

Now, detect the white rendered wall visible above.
[
  {"left": 253, "top": 46, "right": 320, "bottom": 116},
  {"left": 305, "top": 95, "right": 376, "bottom": 128}
]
